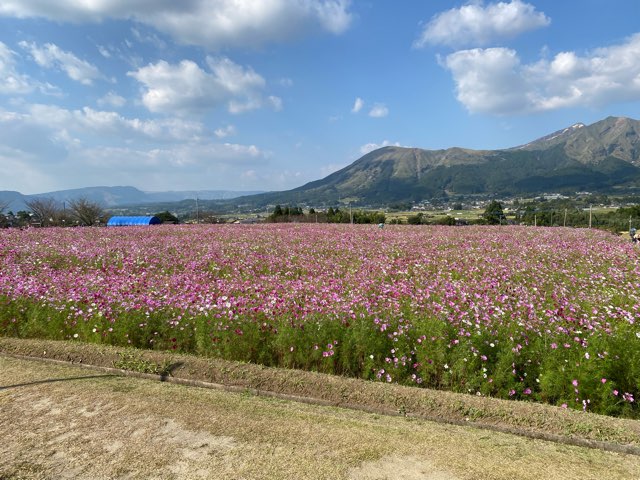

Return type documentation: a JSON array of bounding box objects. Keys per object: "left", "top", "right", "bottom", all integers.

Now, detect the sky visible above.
[{"left": 1, "top": 0, "right": 639, "bottom": 195}]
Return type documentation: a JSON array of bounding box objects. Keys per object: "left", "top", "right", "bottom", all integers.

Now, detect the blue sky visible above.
[{"left": 1, "top": 0, "right": 639, "bottom": 194}]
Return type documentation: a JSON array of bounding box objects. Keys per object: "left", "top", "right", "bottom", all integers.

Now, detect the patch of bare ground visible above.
[
  {"left": 2, "top": 356, "right": 640, "bottom": 479},
  {"left": 1, "top": 338, "right": 639, "bottom": 452}
]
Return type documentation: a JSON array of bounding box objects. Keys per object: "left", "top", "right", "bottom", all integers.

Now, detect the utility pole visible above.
[
  {"left": 589, "top": 205, "right": 592, "bottom": 229},
  {"left": 195, "top": 195, "right": 199, "bottom": 224},
  {"left": 350, "top": 202, "right": 353, "bottom": 225},
  {"left": 564, "top": 208, "right": 567, "bottom": 227},
  {"left": 534, "top": 214, "right": 537, "bottom": 227}
]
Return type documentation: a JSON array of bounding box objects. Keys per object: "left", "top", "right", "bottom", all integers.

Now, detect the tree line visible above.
[
  {"left": 0, "top": 197, "right": 181, "bottom": 228},
  {"left": 268, "top": 205, "right": 385, "bottom": 224},
  {"left": 0, "top": 197, "right": 107, "bottom": 228}
]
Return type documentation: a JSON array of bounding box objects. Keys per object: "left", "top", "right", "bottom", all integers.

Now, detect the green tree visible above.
[
  {"left": 155, "top": 210, "right": 179, "bottom": 224},
  {"left": 483, "top": 200, "right": 504, "bottom": 225},
  {"left": 435, "top": 215, "right": 456, "bottom": 225},
  {"left": 407, "top": 213, "right": 424, "bottom": 225}
]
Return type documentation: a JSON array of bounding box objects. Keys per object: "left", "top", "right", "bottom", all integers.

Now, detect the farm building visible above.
[{"left": 106, "top": 216, "right": 161, "bottom": 227}]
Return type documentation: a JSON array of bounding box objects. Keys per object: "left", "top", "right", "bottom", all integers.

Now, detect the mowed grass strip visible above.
[
  {"left": 1, "top": 338, "right": 640, "bottom": 453},
  {"left": 1, "top": 356, "right": 640, "bottom": 480}
]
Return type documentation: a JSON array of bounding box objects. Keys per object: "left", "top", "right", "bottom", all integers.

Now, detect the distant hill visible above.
[
  {"left": 4, "top": 116, "right": 640, "bottom": 213},
  {"left": 0, "top": 187, "right": 264, "bottom": 213},
  {"left": 231, "top": 116, "right": 640, "bottom": 207}
]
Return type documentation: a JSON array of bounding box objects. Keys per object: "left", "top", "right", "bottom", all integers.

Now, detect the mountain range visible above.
[
  {"left": 2, "top": 116, "right": 640, "bottom": 213},
  {"left": 0, "top": 187, "right": 263, "bottom": 213},
  {"left": 232, "top": 116, "right": 640, "bottom": 207}
]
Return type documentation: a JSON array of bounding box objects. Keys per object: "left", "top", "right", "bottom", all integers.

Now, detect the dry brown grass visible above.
[
  {"left": 1, "top": 337, "right": 639, "bottom": 453},
  {"left": 2, "top": 355, "right": 640, "bottom": 479}
]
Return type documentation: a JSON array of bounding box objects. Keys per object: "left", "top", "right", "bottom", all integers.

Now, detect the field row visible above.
[{"left": 0, "top": 224, "right": 638, "bottom": 417}]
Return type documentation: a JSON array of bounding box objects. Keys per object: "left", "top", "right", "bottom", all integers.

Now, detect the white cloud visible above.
[
  {"left": 131, "top": 27, "right": 167, "bottom": 49},
  {"left": 214, "top": 125, "right": 236, "bottom": 138},
  {"left": 351, "top": 97, "right": 363, "bottom": 113},
  {"left": 0, "top": 42, "right": 34, "bottom": 94},
  {"left": 129, "top": 57, "right": 272, "bottom": 115},
  {"left": 0, "top": 103, "right": 267, "bottom": 193},
  {"left": 415, "top": 0, "right": 550, "bottom": 48},
  {"left": 442, "top": 33, "right": 640, "bottom": 114},
  {"left": 359, "top": 140, "right": 400, "bottom": 155},
  {"left": 0, "top": 42, "right": 60, "bottom": 96},
  {"left": 368, "top": 103, "right": 388, "bottom": 118},
  {"left": 267, "top": 95, "right": 283, "bottom": 111},
  {"left": 97, "top": 45, "right": 111, "bottom": 58},
  {"left": 228, "top": 98, "right": 263, "bottom": 114},
  {"left": 13, "top": 104, "right": 206, "bottom": 143},
  {"left": 97, "top": 91, "right": 126, "bottom": 108},
  {"left": 19, "top": 41, "right": 102, "bottom": 85},
  {"left": 0, "top": 1, "right": 353, "bottom": 50}
]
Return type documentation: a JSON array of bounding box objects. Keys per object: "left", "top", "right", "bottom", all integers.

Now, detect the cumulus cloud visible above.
[
  {"left": 0, "top": 103, "right": 267, "bottom": 192},
  {"left": 19, "top": 41, "right": 103, "bottom": 85},
  {"left": 360, "top": 140, "right": 400, "bottom": 155},
  {"left": 128, "top": 56, "right": 274, "bottom": 115},
  {"left": 11, "top": 104, "right": 206, "bottom": 143},
  {"left": 442, "top": 33, "right": 640, "bottom": 114},
  {"left": 368, "top": 103, "right": 389, "bottom": 118},
  {"left": 415, "top": 0, "right": 550, "bottom": 48},
  {"left": 351, "top": 97, "right": 363, "bottom": 113},
  {"left": 0, "top": 0, "right": 353, "bottom": 50}
]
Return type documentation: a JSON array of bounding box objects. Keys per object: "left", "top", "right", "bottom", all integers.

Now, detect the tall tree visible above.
[
  {"left": 25, "top": 197, "right": 60, "bottom": 226},
  {"left": 483, "top": 200, "right": 504, "bottom": 225},
  {"left": 68, "top": 197, "right": 104, "bottom": 226}
]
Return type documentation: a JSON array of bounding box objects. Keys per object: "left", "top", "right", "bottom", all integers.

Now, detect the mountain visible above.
[
  {"left": 232, "top": 116, "right": 640, "bottom": 207},
  {"left": 0, "top": 187, "right": 264, "bottom": 213},
  {"left": 4, "top": 116, "right": 640, "bottom": 213}
]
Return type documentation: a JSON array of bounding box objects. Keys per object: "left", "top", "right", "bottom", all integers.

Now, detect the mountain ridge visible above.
[
  {"left": 230, "top": 116, "right": 640, "bottom": 207},
  {"left": 0, "top": 186, "right": 265, "bottom": 213},
  {"left": 3, "top": 116, "right": 640, "bottom": 212}
]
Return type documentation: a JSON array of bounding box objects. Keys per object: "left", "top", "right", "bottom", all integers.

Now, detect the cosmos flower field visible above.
[{"left": 1, "top": 224, "right": 638, "bottom": 417}]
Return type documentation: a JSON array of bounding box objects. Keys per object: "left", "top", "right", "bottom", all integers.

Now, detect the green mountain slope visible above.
[{"left": 233, "top": 116, "right": 640, "bottom": 207}]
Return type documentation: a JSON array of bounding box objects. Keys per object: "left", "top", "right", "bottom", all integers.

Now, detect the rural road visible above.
[{"left": 1, "top": 356, "right": 639, "bottom": 479}]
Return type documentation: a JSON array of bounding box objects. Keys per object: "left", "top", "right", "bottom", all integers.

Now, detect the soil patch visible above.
[
  {"left": 1, "top": 337, "right": 639, "bottom": 455},
  {"left": 3, "top": 356, "right": 640, "bottom": 479}
]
